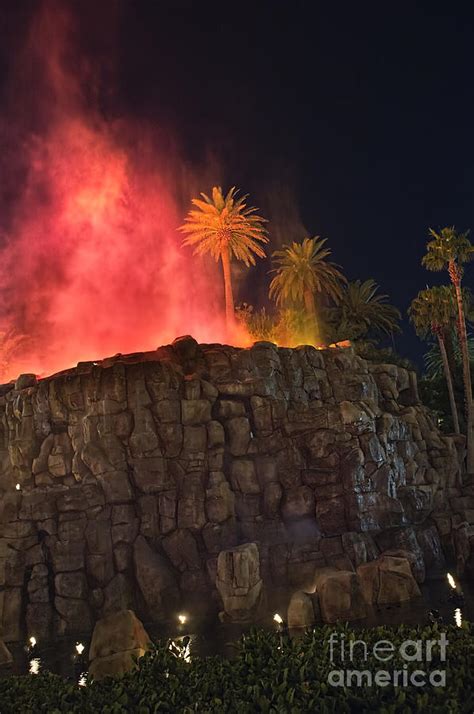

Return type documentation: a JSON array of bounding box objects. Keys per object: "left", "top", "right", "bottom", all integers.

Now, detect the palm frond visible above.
[
  {"left": 424, "top": 334, "right": 474, "bottom": 379},
  {"left": 422, "top": 226, "right": 474, "bottom": 272},
  {"left": 179, "top": 186, "right": 268, "bottom": 264},
  {"left": 329, "top": 278, "right": 401, "bottom": 340},
  {"left": 409, "top": 285, "right": 458, "bottom": 338},
  {"left": 269, "top": 236, "right": 346, "bottom": 306}
]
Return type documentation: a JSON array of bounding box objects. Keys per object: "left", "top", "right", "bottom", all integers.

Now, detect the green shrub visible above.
[{"left": 0, "top": 623, "right": 473, "bottom": 712}]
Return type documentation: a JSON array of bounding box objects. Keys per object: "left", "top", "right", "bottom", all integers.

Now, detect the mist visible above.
[{"left": 0, "top": 2, "right": 246, "bottom": 382}]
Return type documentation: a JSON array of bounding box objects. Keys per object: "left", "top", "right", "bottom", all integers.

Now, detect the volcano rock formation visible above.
[{"left": 0, "top": 337, "right": 469, "bottom": 640}]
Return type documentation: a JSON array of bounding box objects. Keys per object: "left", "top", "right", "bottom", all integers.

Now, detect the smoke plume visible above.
[{"left": 0, "top": 2, "right": 245, "bottom": 381}]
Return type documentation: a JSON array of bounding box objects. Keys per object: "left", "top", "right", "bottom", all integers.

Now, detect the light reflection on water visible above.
[{"left": 1, "top": 575, "right": 473, "bottom": 679}]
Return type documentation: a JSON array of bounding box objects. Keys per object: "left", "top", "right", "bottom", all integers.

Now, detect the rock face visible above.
[
  {"left": 216, "top": 543, "right": 264, "bottom": 621},
  {"left": 313, "top": 568, "right": 367, "bottom": 622},
  {"left": 88, "top": 609, "right": 151, "bottom": 680},
  {"left": 287, "top": 590, "right": 318, "bottom": 629},
  {"left": 0, "top": 638, "right": 12, "bottom": 665},
  {"left": 357, "top": 555, "right": 421, "bottom": 605},
  {"left": 0, "top": 338, "right": 465, "bottom": 639}
]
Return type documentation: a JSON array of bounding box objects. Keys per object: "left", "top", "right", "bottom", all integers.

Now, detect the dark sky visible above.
[{"left": 2, "top": 1, "right": 474, "bottom": 366}]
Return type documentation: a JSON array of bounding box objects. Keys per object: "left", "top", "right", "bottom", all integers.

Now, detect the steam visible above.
[{"left": 0, "top": 3, "right": 246, "bottom": 382}]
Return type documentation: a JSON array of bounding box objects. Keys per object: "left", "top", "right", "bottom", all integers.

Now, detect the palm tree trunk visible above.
[
  {"left": 437, "top": 332, "right": 460, "bottom": 434},
  {"left": 450, "top": 260, "right": 474, "bottom": 470},
  {"left": 444, "top": 328, "right": 456, "bottom": 376},
  {"left": 303, "top": 290, "right": 320, "bottom": 345},
  {"left": 220, "top": 248, "right": 235, "bottom": 330}
]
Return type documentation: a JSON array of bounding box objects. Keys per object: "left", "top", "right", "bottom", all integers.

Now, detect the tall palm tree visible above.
[
  {"left": 409, "top": 286, "right": 460, "bottom": 434},
  {"left": 180, "top": 186, "right": 268, "bottom": 328},
  {"left": 422, "top": 227, "right": 474, "bottom": 467},
  {"left": 330, "top": 279, "right": 401, "bottom": 342},
  {"left": 269, "top": 237, "right": 346, "bottom": 345}
]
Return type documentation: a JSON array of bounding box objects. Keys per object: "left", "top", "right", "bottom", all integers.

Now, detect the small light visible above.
[
  {"left": 29, "top": 636, "right": 36, "bottom": 647},
  {"left": 455, "top": 608, "right": 462, "bottom": 628},
  {"left": 15, "top": 483, "right": 21, "bottom": 491},
  {"left": 29, "top": 658, "right": 40, "bottom": 675},
  {"left": 447, "top": 572, "right": 456, "bottom": 589},
  {"left": 273, "top": 613, "right": 283, "bottom": 625},
  {"left": 178, "top": 614, "right": 187, "bottom": 625},
  {"left": 75, "top": 642, "right": 85, "bottom": 655},
  {"left": 78, "top": 673, "right": 87, "bottom": 686}
]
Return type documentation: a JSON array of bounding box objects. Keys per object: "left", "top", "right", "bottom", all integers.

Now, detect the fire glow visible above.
[
  {"left": 0, "top": 5, "right": 348, "bottom": 385},
  {"left": 0, "top": 4, "right": 249, "bottom": 383}
]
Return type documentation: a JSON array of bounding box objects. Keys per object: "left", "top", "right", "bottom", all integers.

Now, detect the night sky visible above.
[{"left": 2, "top": 1, "right": 474, "bottom": 366}]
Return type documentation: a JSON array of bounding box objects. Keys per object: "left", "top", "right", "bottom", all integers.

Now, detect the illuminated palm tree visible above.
[
  {"left": 409, "top": 286, "right": 460, "bottom": 434},
  {"left": 269, "top": 237, "right": 346, "bottom": 345},
  {"left": 331, "top": 279, "right": 401, "bottom": 341},
  {"left": 180, "top": 186, "right": 268, "bottom": 328},
  {"left": 422, "top": 227, "right": 474, "bottom": 466}
]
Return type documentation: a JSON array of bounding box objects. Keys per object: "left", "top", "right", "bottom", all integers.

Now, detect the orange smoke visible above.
[{"left": 0, "top": 3, "right": 249, "bottom": 382}]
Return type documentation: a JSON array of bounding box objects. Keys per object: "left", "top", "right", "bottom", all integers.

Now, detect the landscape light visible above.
[
  {"left": 29, "top": 636, "right": 36, "bottom": 647},
  {"left": 29, "top": 658, "right": 40, "bottom": 675},
  {"left": 75, "top": 642, "right": 85, "bottom": 655},
  {"left": 446, "top": 572, "right": 463, "bottom": 596},
  {"left": 273, "top": 613, "right": 283, "bottom": 625},
  {"left": 454, "top": 608, "right": 462, "bottom": 628},
  {"left": 15, "top": 483, "right": 21, "bottom": 491},
  {"left": 178, "top": 614, "right": 187, "bottom": 625},
  {"left": 78, "top": 673, "right": 87, "bottom": 687}
]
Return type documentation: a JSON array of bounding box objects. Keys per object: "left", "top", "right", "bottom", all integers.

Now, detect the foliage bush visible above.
[{"left": 1, "top": 623, "right": 473, "bottom": 713}]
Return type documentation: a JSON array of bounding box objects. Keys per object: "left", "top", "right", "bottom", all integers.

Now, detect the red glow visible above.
[{"left": 0, "top": 5, "right": 250, "bottom": 382}]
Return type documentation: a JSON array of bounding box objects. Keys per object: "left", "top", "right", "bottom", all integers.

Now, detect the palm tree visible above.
[
  {"left": 269, "top": 237, "right": 346, "bottom": 345},
  {"left": 409, "top": 286, "right": 460, "bottom": 434},
  {"left": 424, "top": 334, "right": 474, "bottom": 380},
  {"left": 180, "top": 186, "right": 268, "bottom": 328},
  {"left": 329, "top": 279, "right": 401, "bottom": 342},
  {"left": 422, "top": 227, "right": 474, "bottom": 467}
]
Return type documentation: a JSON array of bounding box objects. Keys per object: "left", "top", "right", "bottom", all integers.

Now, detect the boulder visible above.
[
  {"left": 216, "top": 543, "right": 264, "bottom": 622},
  {"left": 357, "top": 555, "right": 421, "bottom": 605},
  {"left": 15, "top": 373, "right": 37, "bottom": 390},
  {"left": 313, "top": 568, "right": 366, "bottom": 623},
  {"left": 374, "top": 527, "right": 425, "bottom": 582},
  {"left": 287, "top": 590, "right": 319, "bottom": 629},
  {"left": 89, "top": 609, "right": 151, "bottom": 680},
  {"left": 382, "top": 548, "right": 425, "bottom": 584}
]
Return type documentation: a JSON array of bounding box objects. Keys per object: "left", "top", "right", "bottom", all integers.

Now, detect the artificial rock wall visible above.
[{"left": 0, "top": 337, "right": 466, "bottom": 641}]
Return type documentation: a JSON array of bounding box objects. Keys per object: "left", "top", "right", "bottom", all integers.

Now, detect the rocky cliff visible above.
[{"left": 0, "top": 337, "right": 467, "bottom": 641}]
